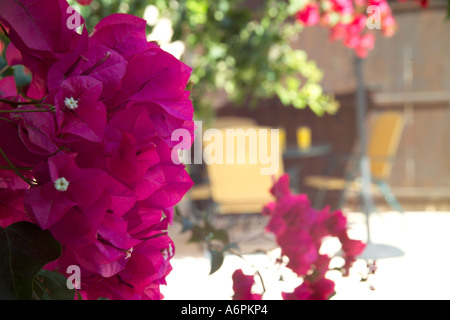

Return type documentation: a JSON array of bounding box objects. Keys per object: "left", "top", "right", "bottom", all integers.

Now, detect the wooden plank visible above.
[
  {"left": 390, "top": 187, "right": 450, "bottom": 199},
  {"left": 372, "top": 91, "right": 450, "bottom": 105}
]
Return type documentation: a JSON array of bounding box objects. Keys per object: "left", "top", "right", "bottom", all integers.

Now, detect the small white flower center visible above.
[
  {"left": 125, "top": 247, "right": 133, "bottom": 260},
  {"left": 162, "top": 244, "right": 173, "bottom": 261},
  {"left": 64, "top": 97, "right": 79, "bottom": 110},
  {"left": 54, "top": 177, "right": 69, "bottom": 192}
]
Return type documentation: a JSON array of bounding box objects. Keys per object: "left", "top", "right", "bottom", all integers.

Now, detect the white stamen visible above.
[
  {"left": 162, "top": 244, "right": 174, "bottom": 261},
  {"left": 64, "top": 97, "right": 79, "bottom": 110},
  {"left": 125, "top": 247, "right": 133, "bottom": 260},
  {"left": 54, "top": 177, "right": 69, "bottom": 192}
]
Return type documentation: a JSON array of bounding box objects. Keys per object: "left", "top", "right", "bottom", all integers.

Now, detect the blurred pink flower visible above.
[
  {"left": 296, "top": 3, "right": 320, "bottom": 26},
  {"left": 232, "top": 269, "right": 262, "bottom": 300},
  {"left": 258, "top": 174, "right": 365, "bottom": 299}
]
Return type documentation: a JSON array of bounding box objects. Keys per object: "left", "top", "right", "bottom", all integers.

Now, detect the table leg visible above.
[{"left": 287, "top": 165, "right": 301, "bottom": 193}]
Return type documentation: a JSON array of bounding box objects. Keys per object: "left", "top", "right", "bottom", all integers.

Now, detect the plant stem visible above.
[
  {"left": 0, "top": 147, "right": 36, "bottom": 186},
  {"left": 0, "top": 165, "right": 33, "bottom": 170},
  {"left": 0, "top": 23, "right": 9, "bottom": 39},
  {"left": 0, "top": 117, "right": 15, "bottom": 124},
  {"left": 0, "top": 97, "right": 55, "bottom": 111},
  {"left": 0, "top": 108, "right": 52, "bottom": 113},
  {"left": 81, "top": 51, "right": 111, "bottom": 76},
  {"left": 0, "top": 97, "right": 41, "bottom": 105},
  {"left": 0, "top": 64, "right": 9, "bottom": 76},
  {"left": 227, "top": 249, "right": 267, "bottom": 295}
]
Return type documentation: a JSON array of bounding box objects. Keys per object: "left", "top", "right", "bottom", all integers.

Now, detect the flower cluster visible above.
[
  {"left": 295, "top": 0, "right": 401, "bottom": 58},
  {"left": 231, "top": 269, "right": 263, "bottom": 300},
  {"left": 232, "top": 174, "right": 366, "bottom": 300},
  {"left": 0, "top": 0, "right": 194, "bottom": 299}
]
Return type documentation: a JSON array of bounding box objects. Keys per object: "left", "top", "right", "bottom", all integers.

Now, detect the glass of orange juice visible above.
[
  {"left": 278, "top": 128, "right": 286, "bottom": 153},
  {"left": 296, "top": 126, "right": 311, "bottom": 149}
]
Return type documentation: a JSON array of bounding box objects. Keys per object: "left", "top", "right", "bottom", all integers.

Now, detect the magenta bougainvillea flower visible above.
[
  {"left": 233, "top": 174, "right": 365, "bottom": 300},
  {"left": 232, "top": 269, "right": 263, "bottom": 300},
  {"left": 0, "top": 0, "right": 194, "bottom": 300},
  {"left": 296, "top": 3, "right": 320, "bottom": 26}
]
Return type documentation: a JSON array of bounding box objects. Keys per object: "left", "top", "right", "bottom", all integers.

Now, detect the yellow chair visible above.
[
  {"left": 304, "top": 111, "right": 405, "bottom": 212},
  {"left": 188, "top": 125, "right": 284, "bottom": 215},
  {"left": 188, "top": 117, "right": 259, "bottom": 204},
  {"left": 188, "top": 116, "right": 258, "bottom": 190}
]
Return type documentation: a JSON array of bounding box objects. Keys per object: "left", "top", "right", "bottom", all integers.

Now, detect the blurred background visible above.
[
  {"left": 62, "top": 0, "right": 450, "bottom": 299},
  {"left": 66, "top": 0, "right": 450, "bottom": 212}
]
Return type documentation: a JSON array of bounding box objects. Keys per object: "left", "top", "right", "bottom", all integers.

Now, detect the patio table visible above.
[{"left": 282, "top": 143, "right": 332, "bottom": 192}]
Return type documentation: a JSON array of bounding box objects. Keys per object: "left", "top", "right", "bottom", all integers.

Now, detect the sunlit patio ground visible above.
[{"left": 161, "top": 208, "right": 450, "bottom": 300}]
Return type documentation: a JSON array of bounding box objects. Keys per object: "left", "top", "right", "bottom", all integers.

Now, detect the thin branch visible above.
[
  {"left": 0, "top": 147, "right": 36, "bottom": 186},
  {"left": 0, "top": 165, "right": 33, "bottom": 170},
  {"left": 227, "top": 248, "right": 267, "bottom": 295},
  {"left": 0, "top": 97, "right": 45, "bottom": 106},
  {"left": 254, "top": 270, "right": 267, "bottom": 295},
  {"left": 0, "top": 64, "right": 9, "bottom": 76},
  {"left": 0, "top": 108, "right": 53, "bottom": 113},
  {"left": 0, "top": 23, "right": 9, "bottom": 39},
  {"left": 81, "top": 51, "right": 111, "bottom": 76},
  {"left": 0, "top": 117, "right": 15, "bottom": 124}
]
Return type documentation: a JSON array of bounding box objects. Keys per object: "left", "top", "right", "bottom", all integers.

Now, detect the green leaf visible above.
[
  {"left": 209, "top": 249, "right": 225, "bottom": 275},
  {"left": 287, "top": 0, "right": 309, "bottom": 15},
  {"left": 185, "top": 80, "right": 194, "bottom": 91},
  {"left": 180, "top": 216, "right": 194, "bottom": 233},
  {"left": 188, "top": 220, "right": 215, "bottom": 243},
  {"left": 0, "top": 221, "right": 61, "bottom": 300},
  {"left": 12, "top": 65, "right": 32, "bottom": 87},
  {"left": 210, "top": 229, "right": 229, "bottom": 244},
  {"left": 76, "top": 290, "right": 83, "bottom": 300},
  {"left": 32, "top": 269, "right": 75, "bottom": 300},
  {"left": 174, "top": 206, "right": 194, "bottom": 233},
  {"left": 188, "top": 225, "right": 207, "bottom": 243},
  {"left": 447, "top": 0, "right": 450, "bottom": 20}
]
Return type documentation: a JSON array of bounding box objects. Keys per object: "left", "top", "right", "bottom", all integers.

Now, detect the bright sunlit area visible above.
[{"left": 162, "top": 209, "right": 450, "bottom": 300}]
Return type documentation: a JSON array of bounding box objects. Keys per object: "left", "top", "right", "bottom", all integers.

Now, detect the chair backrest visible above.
[
  {"left": 204, "top": 125, "right": 284, "bottom": 214},
  {"left": 367, "top": 112, "right": 404, "bottom": 180}
]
